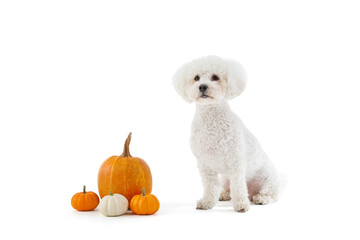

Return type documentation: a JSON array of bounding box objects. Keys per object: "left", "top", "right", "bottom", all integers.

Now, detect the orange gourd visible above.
[
  {"left": 97, "top": 132, "right": 152, "bottom": 202},
  {"left": 71, "top": 185, "right": 100, "bottom": 211},
  {"left": 130, "top": 188, "right": 160, "bottom": 215}
]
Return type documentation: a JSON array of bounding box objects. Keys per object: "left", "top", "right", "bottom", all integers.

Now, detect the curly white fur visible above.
[{"left": 173, "top": 56, "right": 280, "bottom": 212}]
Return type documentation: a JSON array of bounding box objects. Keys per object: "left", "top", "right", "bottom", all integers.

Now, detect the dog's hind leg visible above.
[
  {"left": 219, "top": 175, "right": 231, "bottom": 201},
  {"left": 252, "top": 168, "right": 280, "bottom": 205}
]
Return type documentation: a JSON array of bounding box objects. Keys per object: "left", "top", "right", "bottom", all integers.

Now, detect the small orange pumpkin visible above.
[
  {"left": 71, "top": 185, "right": 100, "bottom": 211},
  {"left": 130, "top": 188, "right": 160, "bottom": 215}
]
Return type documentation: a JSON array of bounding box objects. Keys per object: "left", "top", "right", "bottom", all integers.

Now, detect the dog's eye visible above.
[
  {"left": 211, "top": 75, "right": 219, "bottom": 81},
  {"left": 194, "top": 75, "right": 200, "bottom": 81}
]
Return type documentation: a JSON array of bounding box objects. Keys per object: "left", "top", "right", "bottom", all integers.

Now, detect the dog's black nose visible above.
[{"left": 199, "top": 84, "right": 208, "bottom": 93}]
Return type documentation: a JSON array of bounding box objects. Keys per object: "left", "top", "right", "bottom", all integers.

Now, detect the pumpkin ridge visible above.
[
  {"left": 146, "top": 196, "right": 155, "bottom": 214},
  {"left": 122, "top": 157, "right": 128, "bottom": 201},
  {"left": 72, "top": 194, "right": 79, "bottom": 209},
  {"left": 151, "top": 196, "right": 158, "bottom": 214},
  {"left": 71, "top": 195, "right": 76, "bottom": 209},
  {"left": 138, "top": 158, "right": 146, "bottom": 195},
  {"left": 76, "top": 194, "right": 80, "bottom": 210},
  {"left": 151, "top": 195, "right": 160, "bottom": 213},
  {"left": 77, "top": 194, "right": 85, "bottom": 210},
  {"left": 136, "top": 158, "right": 152, "bottom": 194},
  {"left": 87, "top": 193, "right": 95, "bottom": 210},
  {"left": 102, "top": 197, "right": 108, "bottom": 215},
  {"left": 139, "top": 196, "right": 148, "bottom": 214},
  {"left": 111, "top": 196, "right": 116, "bottom": 216},
  {"left": 129, "top": 198, "right": 133, "bottom": 213},
  {"left": 132, "top": 158, "right": 142, "bottom": 196},
  {"left": 153, "top": 195, "right": 160, "bottom": 212},
  {"left": 108, "top": 157, "right": 118, "bottom": 195},
  {"left": 84, "top": 193, "right": 89, "bottom": 209},
  {"left": 132, "top": 195, "right": 140, "bottom": 214},
  {"left": 130, "top": 196, "right": 136, "bottom": 213},
  {"left": 153, "top": 196, "right": 159, "bottom": 213},
  {"left": 86, "top": 192, "right": 96, "bottom": 210},
  {"left": 107, "top": 196, "right": 113, "bottom": 216},
  {"left": 113, "top": 157, "right": 122, "bottom": 195}
]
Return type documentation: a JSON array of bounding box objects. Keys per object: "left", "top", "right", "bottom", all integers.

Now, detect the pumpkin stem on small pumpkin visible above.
[
  {"left": 109, "top": 191, "right": 113, "bottom": 196},
  {"left": 142, "top": 187, "right": 145, "bottom": 196},
  {"left": 83, "top": 185, "right": 86, "bottom": 194},
  {"left": 120, "top": 132, "right": 132, "bottom": 157}
]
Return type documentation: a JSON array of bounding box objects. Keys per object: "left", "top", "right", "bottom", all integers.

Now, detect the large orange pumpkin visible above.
[{"left": 98, "top": 132, "right": 152, "bottom": 202}]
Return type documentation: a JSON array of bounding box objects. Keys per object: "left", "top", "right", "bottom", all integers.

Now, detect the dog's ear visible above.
[
  {"left": 226, "top": 60, "right": 247, "bottom": 99},
  {"left": 172, "top": 63, "right": 193, "bottom": 103}
]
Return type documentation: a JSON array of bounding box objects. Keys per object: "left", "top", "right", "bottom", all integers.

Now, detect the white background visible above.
[{"left": 1, "top": 0, "right": 359, "bottom": 239}]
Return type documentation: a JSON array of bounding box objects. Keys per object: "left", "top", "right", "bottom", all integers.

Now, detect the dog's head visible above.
[{"left": 173, "top": 56, "right": 247, "bottom": 104}]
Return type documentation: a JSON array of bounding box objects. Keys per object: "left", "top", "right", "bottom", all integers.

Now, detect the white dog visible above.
[{"left": 173, "top": 56, "right": 280, "bottom": 212}]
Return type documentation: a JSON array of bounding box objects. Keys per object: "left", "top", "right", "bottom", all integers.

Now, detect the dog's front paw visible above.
[
  {"left": 233, "top": 198, "right": 250, "bottom": 213},
  {"left": 196, "top": 199, "right": 216, "bottom": 210}
]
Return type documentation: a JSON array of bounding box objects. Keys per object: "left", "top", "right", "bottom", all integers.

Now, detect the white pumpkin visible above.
[{"left": 99, "top": 192, "right": 129, "bottom": 217}]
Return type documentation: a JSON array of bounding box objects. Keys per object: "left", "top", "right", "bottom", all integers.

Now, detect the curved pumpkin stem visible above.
[
  {"left": 83, "top": 185, "right": 86, "bottom": 194},
  {"left": 120, "top": 132, "right": 132, "bottom": 157},
  {"left": 142, "top": 187, "right": 145, "bottom": 196}
]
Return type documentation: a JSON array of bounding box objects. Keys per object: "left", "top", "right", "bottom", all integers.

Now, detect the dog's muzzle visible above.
[{"left": 199, "top": 84, "right": 211, "bottom": 98}]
